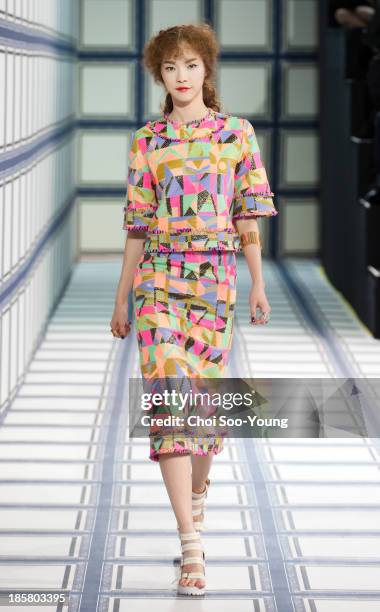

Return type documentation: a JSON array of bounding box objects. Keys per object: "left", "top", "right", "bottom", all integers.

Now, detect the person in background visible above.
[{"left": 330, "top": 0, "right": 376, "bottom": 28}]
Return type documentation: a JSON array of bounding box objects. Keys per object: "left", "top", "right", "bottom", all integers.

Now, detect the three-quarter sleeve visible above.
[
  {"left": 123, "top": 130, "right": 157, "bottom": 231},
  {"left": 232, "top": 119, "right": 278, "bottom": 220}
]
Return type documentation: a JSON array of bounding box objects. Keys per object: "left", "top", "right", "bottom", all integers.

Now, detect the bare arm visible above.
[
  {"left": 115, "top": 230, "right": 146, "bottom": 304},
  {"left": 110, "top": 230, "right": 146, "bottom": 338},
  {"left": 234, "top": 217, "right": 271, "bottom": 325},
  {"left": 234, "top": 218, "right": 264, "bottom": 286}
]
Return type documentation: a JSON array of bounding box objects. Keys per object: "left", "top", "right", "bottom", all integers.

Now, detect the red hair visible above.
[{"left": 143, "top": 22, "right": 222, "bottom": 114}]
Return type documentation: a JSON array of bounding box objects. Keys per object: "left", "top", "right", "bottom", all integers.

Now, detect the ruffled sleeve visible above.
[
  {"left": 232, "top": 119, "right": 278, "bottom": 220},
  {"left": 123, "top": 130, "right": 157, "bottom": 231}
]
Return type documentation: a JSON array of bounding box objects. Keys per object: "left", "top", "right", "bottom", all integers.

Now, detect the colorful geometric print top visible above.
[{"left": 123, "top": 107, "right": 278, "bottom": 253}]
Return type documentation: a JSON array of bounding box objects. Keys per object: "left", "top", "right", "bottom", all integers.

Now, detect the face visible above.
[{"left": 161, "top": 45, "right": 206, "bottom": 105}]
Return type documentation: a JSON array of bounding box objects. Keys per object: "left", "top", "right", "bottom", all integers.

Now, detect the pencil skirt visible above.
[{"left": 132, "top": 250, "right": 237, "bottom": 462}]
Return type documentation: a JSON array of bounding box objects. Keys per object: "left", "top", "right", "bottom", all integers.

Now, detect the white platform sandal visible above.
[
  {"left": 192, "top": 477, "right": 210, "bottom": 532},
  {"left": 177, "top": 531, "right": 206, "bottom": 596}
]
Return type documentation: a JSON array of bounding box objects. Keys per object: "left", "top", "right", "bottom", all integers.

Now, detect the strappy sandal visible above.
[
  {"left": 177, "top": 531, "right": 206, "bottom": 596},
  {"left": 192, "top": 477, "right": 211, "bottom": 532}
]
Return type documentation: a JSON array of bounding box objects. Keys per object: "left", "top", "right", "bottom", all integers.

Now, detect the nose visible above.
[{"left": 176, "top": 69, "right": 187, "bottom": 83}]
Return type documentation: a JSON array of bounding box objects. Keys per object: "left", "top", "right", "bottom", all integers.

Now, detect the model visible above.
[{"left": 110, "top": 22, "right": 278, "bottom": 597}]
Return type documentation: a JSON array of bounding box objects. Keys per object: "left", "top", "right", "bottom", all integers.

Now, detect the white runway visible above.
[{"left": 0, "top": 257, "right": 380, "bottom": 611}]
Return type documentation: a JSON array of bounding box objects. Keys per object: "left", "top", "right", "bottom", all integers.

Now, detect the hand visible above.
[
  {"left": 249, "top": 284, "right": 271, "bottom": 325},
  {"left": 110, "top": 301, "right": 132, "bottom": 339}
]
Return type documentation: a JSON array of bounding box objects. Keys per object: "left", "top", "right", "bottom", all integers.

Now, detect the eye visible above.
[{"left": 164, "top": 64, "right": 197, "bottom": 71}]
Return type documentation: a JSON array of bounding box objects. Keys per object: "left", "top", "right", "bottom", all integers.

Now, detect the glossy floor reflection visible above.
[{"left": 0, "top": 258, "right": 380, "bottom": 611}]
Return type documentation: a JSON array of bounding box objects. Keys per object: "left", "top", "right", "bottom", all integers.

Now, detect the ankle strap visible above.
[
  {"left": 192, "top": 478, "right": 210, "bottom": 497},
  {"left": 178, "top": 531, "right": 201, "bottom": 539}
]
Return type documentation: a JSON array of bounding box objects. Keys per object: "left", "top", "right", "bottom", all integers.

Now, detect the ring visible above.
[{"left": 251, "top": 312, "right": 270, "bottom": 322}]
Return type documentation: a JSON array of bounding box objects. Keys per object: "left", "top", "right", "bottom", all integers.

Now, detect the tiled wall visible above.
[
  {"left": 77, "top": 0, "right": 319, "bottom": 256},
  {"left": 0, "top": 0, "right": 320, "bottom": 411},
  {"left": 0, "top": 1, "right": 78, "bottom": 414}
]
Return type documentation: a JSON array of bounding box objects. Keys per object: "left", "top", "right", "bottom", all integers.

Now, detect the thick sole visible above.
[{"left": 177, "top": 550, "right": 206, "bottom": 596}]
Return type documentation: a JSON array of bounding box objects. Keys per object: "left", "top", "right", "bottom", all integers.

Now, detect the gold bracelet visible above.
[{"left": 239, "top": 231, "right": 262, "bottom": 249}]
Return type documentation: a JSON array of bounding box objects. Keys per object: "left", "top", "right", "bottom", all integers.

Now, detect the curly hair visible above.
[{"left": 142, "top": 22, "right": 222, "bottom": 115}]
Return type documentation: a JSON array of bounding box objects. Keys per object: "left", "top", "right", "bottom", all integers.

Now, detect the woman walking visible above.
[{"left": 110, "top": 22, "right": 278, "bottom": 596}]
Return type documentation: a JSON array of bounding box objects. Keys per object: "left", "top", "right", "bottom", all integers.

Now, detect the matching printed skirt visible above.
[{"left": 132, "top": 250, "right": 237, "bottom": 462}]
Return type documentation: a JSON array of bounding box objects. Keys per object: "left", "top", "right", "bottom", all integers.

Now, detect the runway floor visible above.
[{"left": 1, "top": 257, "right": 380, "bottom": 611}]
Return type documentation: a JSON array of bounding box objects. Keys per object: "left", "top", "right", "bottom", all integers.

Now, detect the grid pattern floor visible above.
[{"left": 0, "top": 258, "right": 380, "bottom": 612}]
